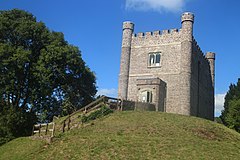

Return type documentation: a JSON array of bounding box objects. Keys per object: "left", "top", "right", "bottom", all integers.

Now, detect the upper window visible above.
[{"left": 148, "top": 52, "right": 161, "bottom": 67}]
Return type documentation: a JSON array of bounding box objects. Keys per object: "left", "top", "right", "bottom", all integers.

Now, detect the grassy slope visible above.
[{"left": 0, "top": 111, "right": 240, "bottom": 160}]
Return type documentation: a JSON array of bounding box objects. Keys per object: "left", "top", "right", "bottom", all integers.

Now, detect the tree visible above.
[
  {"left": 224, "top": 99, "right": 240, "bottom": 131},
  {"left": 0, "top": 9, "right": 97, "bottom": 142},
  {"left": 0, "top": 104, "right": 37, "bottom": 145},
  {"left": 220, "top": 79, "right": 240, "bottom": 132}
]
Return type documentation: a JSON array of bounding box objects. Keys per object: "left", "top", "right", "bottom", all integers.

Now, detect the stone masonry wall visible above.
[
  {"left": 191, "top": 39, "right": 214, "bottom": 120},
  {"left": 118, "top": 12, "right": 215, "bottom": 120},
  {"left": 121, "top": 100, "right": 156, "bottom": 111},
  {"left": 127, "top": 30, "right": 183, "bottom": 114}
]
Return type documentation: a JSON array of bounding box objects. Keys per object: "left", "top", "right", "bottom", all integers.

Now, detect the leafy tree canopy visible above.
[
  {"left": 0, "top": 9, "right": 97, "bottom": 142},
  {"left": 220, "top": 79, "right": 240, "bottom": 132}
]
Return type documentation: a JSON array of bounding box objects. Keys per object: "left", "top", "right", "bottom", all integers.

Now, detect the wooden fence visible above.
[
  {"left": 31, "top": 96, "right": 122, "bottom": 139},
  {"left": 61, "top": 96, "right": 122, "bottom": 133},
  {"left": 32, "top": 122, "right": 55, "bottom": 138}
]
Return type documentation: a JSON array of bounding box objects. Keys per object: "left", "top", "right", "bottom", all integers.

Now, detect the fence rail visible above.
[
  {"left": 32, "top": 122, "right": 55, "bottom": 138},
  {"left": 31, "top": 96, "right": 122, "bottom": 140},
  {"left": 61, "top": 96, "right": 122, "bottom": 133}
]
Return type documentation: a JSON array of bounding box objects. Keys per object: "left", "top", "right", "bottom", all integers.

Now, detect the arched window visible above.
[
  {"left": 148, "top": 52, "right": 161, "bottom": 67},
  {"left": 140, "top": 90, "right": 153, "bottom": 103}
]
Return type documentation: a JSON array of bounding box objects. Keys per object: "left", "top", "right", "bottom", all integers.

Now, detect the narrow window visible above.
[
  {"left": 149, "top": 54, "right": 155, "bottom": 66},
  {"left": 155, "top": 53, "right": 160, "bottom": 66},
  {"left": 148, "top": 52, "right": 161, "bottom": 67},
  {"left": 147, "top": 91, "right": 152, "bottom": 102}
]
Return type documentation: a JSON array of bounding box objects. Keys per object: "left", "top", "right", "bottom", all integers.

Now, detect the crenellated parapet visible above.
[
  {"left": 131, "top": 28, "right": 181, "bottom": 46},
  {"left": 132, "top": 28, "right": 180, "bottom": 38},
  {"left": 193, "top": 38, "right": 215, "bottom": 65},
  {"left": 193, "top": 38, "right": 205, "bottom": 59}
]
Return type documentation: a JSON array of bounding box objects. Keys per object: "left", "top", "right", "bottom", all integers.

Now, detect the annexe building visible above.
[{"left": 118, "top": 12, "right": 215, "bottom": 120}]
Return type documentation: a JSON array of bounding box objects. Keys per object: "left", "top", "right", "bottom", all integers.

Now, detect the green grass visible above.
[
  {"left": 0, "top": 137, "right": 46, "bottom": 160},
  {"left": 1, "top": 111, "right": 240, "bottom": 160}
]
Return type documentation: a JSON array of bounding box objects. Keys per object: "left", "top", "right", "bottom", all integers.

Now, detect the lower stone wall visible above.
[
  {"left": 121, "top": 100, "right": 135, "bottom": 111},
  {"left": 135, "top": 102, "right": 156, "bottom": 111},
  {"left": 122, "top": 100, "right": 156, "bottom": 111}
]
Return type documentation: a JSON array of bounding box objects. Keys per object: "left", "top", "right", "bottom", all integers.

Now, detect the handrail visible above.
[
  {"left": 32, "top": 122, "right": 55, "bottom": 138},
  {"left": 61, "top": 96, "right": 122, "bottom": 133},
  {"left": 61, "top": 96, "right": 106, "bottom": 123},
  {"left": 104, "top": 96, "right": 121, "bottom": 101},
  {"left": 70, "top": 102, "right": 105, "bottom": 123},
  {"left": 31, "top": 96, "right": 122, "bottom": 138}
]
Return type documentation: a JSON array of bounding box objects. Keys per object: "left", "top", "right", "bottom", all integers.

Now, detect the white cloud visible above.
[
  {"left": 215, "top": 93, "right": 226, "bottom": 116},
  {"left": 97, "top": 88, "right": 118, "bottom": 98},
  {"left": 125, "top": 0, "right": 187, "bottom": 13}
]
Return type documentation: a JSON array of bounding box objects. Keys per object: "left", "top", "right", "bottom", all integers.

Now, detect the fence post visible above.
[
  {"left": 67, "top": 116, "right": 71, "bottom": 131},
  {"left": 52, "top": 122, "right": 55, "bottom": 138},
  {"left": 45, "top": 123, "right": 48, "bottom": 135},
  {"left": 32, "top": 125, "right": 35, "bottom": 136},
  {"left": 62, "top": 120, "right": 66, "bottom": 133},
  {"left": 39, "top": 124, "right": 41, "bottom": 136},
  {"left": 117, "top": 99, "right": 122, "bottom": 111}
]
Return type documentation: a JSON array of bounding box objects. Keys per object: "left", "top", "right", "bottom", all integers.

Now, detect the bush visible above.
[
  {"left": 0, "top": 126, "right": 14, "bottom": 146},
  {"left": 0, "top": 106, "right": 37, "bottom": 145},
  {"left": 81, "top": 106, "right": 113, "bottom": 123}
]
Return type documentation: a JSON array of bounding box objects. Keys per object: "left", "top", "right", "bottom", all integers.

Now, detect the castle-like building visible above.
[{"left": 118, "top": 12, "right": 215, "bottom": 120}]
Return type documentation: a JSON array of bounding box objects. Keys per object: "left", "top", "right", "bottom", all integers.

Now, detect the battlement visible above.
[
  {"left": 132, "top": 28, "right": 180, "bottom": 38},
  {"left": 193, "top": 38, "right": 205, "bottom": 59}
]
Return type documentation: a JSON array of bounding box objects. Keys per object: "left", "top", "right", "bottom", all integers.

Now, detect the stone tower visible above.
[
  {"left": 118, "top": 12, "right": 215, "bottom": 120},
  {"left": 118, "top": 21, "right": 134, "bottom": 99},
  {"left": 179, "top": 12, "right": 194, "bottom": 115},
  {"left": 206, "top": 52, "right": 216, "bottom": 87}
]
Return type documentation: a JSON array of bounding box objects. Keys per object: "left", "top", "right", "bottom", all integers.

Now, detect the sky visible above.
[{"left": 0, "top": 0, "right": 239, "bottom": 117}]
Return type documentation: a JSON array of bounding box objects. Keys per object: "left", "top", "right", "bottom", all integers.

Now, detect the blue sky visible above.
[{"left": 0, "top": 0, "right": 239, "bottom": 116}]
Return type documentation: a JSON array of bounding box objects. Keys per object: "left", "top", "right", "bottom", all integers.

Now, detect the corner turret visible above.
[
  {"left": 181, "top": 12, "right": 194, "bottom": 23},
  {"left": 206, "top": 52, "right": 216, "bottom": 87},
  {"left": 122, "top": 21, "right": 134, "bottom": 30},
  {"left": 122, "top": 21, "right": 134, "bottom": 48},
  {"left": 118, "top": 21, "right": 134, "bottom": 100},
  {"left": 180, "top": 12, "right": 195, "bottom": 115},
  {"left": 181, "top": 12, "right": 194, "bottom": 41}
]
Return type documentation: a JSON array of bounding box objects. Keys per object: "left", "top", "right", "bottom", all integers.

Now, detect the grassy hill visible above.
[{"left": 0, "top": 111, "right": 240, "bottom": 160}]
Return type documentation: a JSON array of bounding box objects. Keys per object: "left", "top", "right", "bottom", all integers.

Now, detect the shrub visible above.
[{"left": 81, "top": 106, "right": 113, "bottom": 123}]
